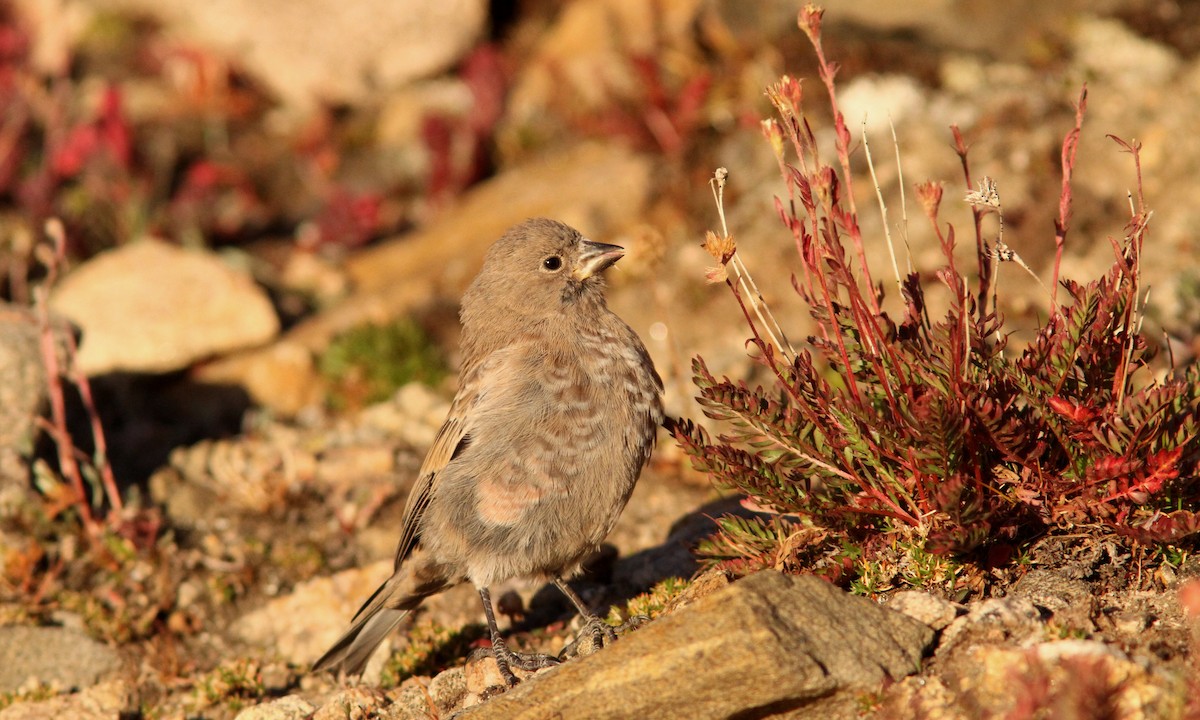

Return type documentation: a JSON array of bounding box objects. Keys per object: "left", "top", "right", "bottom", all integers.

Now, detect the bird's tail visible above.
[
  {"left": 312, "top": 607, "right": 409, "bottom": 677},
  {"left": 312, "top": 576, "right": 418, "bottom": 676}
]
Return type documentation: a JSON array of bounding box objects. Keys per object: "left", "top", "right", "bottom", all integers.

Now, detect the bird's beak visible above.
[{"left": 573, "top": 240, "right": 625, "bottom": 280}]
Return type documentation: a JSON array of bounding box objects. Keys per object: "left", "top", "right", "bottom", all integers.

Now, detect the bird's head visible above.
[{"left": 461, "top": 218, "right": 624, "bottom": 339}]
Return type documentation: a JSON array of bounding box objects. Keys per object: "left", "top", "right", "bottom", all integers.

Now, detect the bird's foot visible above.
[
  {"left": 616, "top": 613, "right": 651, "bottom": 633},
  {"left": 507, "top": 648, "right": 562, "bottom": 672},
  {"left": 581, "top": 614, "right": 618, "bottom": 651},
  {"left": 557, "top": 612, "right": 647, "bottom": 660},
  {"left": 488, "top": 640, "right": 560, "bottom": 686}
]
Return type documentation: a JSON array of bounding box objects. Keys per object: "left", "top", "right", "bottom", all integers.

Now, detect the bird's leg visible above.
[
  {"left": 478, "top": 587, "right": 559, "bottom": 686},
  {"left": 553, "top": 577, "right": 617, "bottom": 651}
]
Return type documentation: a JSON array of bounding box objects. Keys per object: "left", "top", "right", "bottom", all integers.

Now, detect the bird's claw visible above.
[
  {"left": 488, "top": 644, "right": 560, "bottom": 686},
  {"left": 509, "top": 650, "right": 561, "bottom": 672},
  {"left": 557, "top": 613, "right": 641, "bottom": 660},
  {"left": 582, "top": 615, "right": 618, "bottom": 650},
  {"left": 617, "top": 613, "right": 651, "bottom": 633}
]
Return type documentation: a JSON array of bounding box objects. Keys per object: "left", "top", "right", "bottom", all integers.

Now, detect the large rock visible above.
[
  {"left": 0, "top": 306, "right": 47, "bottom": 475},
  {"left": 0, "top": 304, "right": 73, "bottom": 485},
  {"left": 16, "top": 0, "right": 487, "bottom": 108},
  {"left": 0, "top": 680, "right": 132, "bottom": 720},
  {"left": 458, "top": 570, "right": 935, "bottom": 719},
  {"left": 49, "top": 239, "right": 279, "bottom": 375},
  {"left": 0, "top": 625, "right": 123, "bottom": 694}
]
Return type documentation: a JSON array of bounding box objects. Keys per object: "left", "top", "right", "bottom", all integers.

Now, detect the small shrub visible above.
[{"left": 673, "top": 4, "right": 1200, "bottom": 592}]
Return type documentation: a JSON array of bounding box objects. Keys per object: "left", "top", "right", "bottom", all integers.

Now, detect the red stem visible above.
[
  {"left": 808, "top": 30, "right": 879, "bottom": 316},
  {"left": 951, "top": 126, "right": 988, "bottom": 317},
  {"left": 65, "top": 330, "right": 123, "bottom": 515},
  {"left": 35, "top": 290, "right": 95, "bottom": 529},
  {"left": 1053, "top": 86, "right": 1088, "bottom": 312}
]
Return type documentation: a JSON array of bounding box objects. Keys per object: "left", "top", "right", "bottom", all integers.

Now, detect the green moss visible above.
[
  {"left": 0, "top": 683, "right": 57, "bottom": 711},
  {"left": 268, "top": 540, "right": 326, "bottom": 581},
  {"left": 190, "top": 659, "right": 266, "bottom": 714},
  {"left": 318, "top": 318, "right": 448, "bottom": 411},
  {"left": 379, "top": 621, "right": 486, "bottom": 688},
  {"left": 843, "top": 537, "right": 963, "bottom": 599},
  {"left": 607, "top": 576, "right": 691, "bottom": 624}
]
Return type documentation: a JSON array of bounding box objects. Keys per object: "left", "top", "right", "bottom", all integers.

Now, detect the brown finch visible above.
[{"left": 313, "top": 218, "right": 664, "bottom": 685}]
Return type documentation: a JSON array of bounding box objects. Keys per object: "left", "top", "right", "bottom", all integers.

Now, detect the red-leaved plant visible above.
[{"left": 672, "top": 5, "right": 1200, "bottom": 585}]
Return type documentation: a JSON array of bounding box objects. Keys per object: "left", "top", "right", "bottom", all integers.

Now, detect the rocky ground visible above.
[{"left": 2, "top": 0, "right": 1200, "bottom": 718}]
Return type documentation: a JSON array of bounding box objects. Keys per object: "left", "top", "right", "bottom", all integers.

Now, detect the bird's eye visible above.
[{"left": 542, "top": 255, "right": 563, "bottom": 271}]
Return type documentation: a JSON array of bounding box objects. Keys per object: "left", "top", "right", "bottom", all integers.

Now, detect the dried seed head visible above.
[
  {"left": 713, "top": 167, "right": 729, "bottom": 189},
  {"left": 916, "top": 181, "right": 944, "bottom": 219},
  {"left": 766, "top": 75, "right": 803, "bottom": 117},
  {"left": 702, "top": 230, "right": 736, "bottom": 284},
  {"left": 705, "top": 264, "right": 729, "bottom": 284},
  {"left": 799, "top": 4, "right": 824, "bottom": 43},
  {"left": 991, "top": 239, "right": 1015, "bottom": 262},
  {"left": 703, "top": 230, "right": 737, "bottom": 264},
  {"left": 964, "top": 176, "right": 1001, "bottom": 214}
]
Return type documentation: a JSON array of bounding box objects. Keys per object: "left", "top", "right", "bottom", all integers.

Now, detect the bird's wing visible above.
[
  {"left": 441, "top": 341, "right": 587, "bottom": 528},
  {"left": 390, "top": 345, "right": 522, "bottom": 569}
]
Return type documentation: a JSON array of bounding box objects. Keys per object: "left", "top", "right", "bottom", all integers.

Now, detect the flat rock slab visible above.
[
  {"left": 0, "top": 625, "right": 122, "bottom": 694},
  {"left": 459, "top": 570, "right": 935, "bottom": 719},
  {"left": 50, "top": 239, "right": 279, "bottom": 375}
]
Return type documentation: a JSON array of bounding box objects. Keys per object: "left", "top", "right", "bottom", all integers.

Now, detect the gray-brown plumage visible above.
[{"left": 312, "top": 218, "right": 664, "bottom": 683}]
